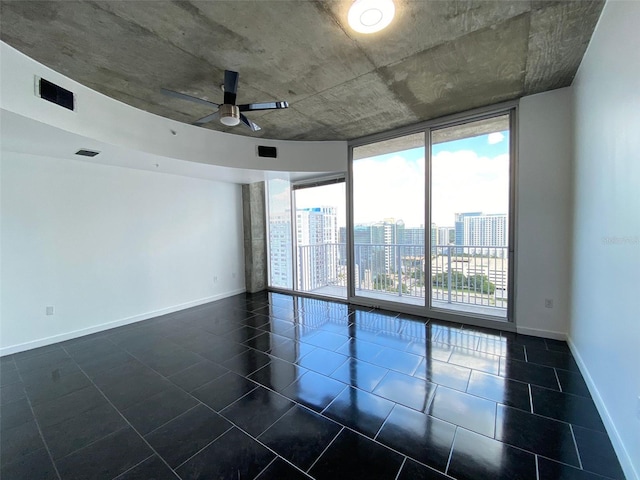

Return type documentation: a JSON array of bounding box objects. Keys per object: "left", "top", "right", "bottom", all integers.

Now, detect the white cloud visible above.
[{"left": 487, "top": 132, "right": 505, "bottom": 145}]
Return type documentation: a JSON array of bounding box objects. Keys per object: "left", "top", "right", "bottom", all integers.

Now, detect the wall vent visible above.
[
  {"left": 39, "top": 78, "right": 75, "bottom": 110},
  {"left": 75, "top": 149, "right": 100, "bottom": 157},
  {"left": 257, "top": 146, "right": 277, "bottom": 158}
]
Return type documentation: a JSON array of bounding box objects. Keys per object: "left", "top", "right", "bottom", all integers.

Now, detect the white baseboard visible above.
[
  {"left": 516, "top": 325, "right": 567, "bottom": 340},
  {"left": 567, "top": 336, "right": 639, "bottom": 480},
  {"left": 0, "top": 288, "right": 246, "bottom": 356}
]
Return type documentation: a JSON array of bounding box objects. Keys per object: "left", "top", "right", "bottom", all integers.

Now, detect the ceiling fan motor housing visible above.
[{"left": 219, "top": 103, "right": 240, "bottom": 126}]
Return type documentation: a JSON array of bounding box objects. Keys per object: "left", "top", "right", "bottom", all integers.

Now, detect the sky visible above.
[{"left": 276, "top": 129, "right": 510, "bottom": 229}]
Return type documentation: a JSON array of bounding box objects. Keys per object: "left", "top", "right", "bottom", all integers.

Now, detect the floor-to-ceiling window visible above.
[
  {"left": 349, "top": 106, "right": 515, "bottom": 323},
  {"left": 351, "top": 133, "right": 426, "bottom": 307}
]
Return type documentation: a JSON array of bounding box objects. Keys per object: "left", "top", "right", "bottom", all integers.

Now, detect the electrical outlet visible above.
[
  {"left": 46, "top": 306, "right": 54, "bottom": 316},
  {"left": 545, "top": 299, "right": 553, "bottom": 309}
]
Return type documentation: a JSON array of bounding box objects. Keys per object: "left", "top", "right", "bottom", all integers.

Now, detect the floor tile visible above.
[
  {"left": 248, "top": 357, "right": 307, "bottom": 392},
  {"left": 259, "top": 405, "right": 341, "bottom": 471},
  {"left": 545, "top": 338, "right": 572, "bottom": 354},
  {"left": 336, "top": 338, "right": 386, "bottom": 362},
  {"left": 121, "top": 385, "right": 199, "bottom": 435},
  {"left": 32, "top": 385, "right": 108, "bottom": 428},
  {"left": 0, "top": 420, "right": 44, "bottom": 465},
  {"left": 500, "top": 332, "right": 548, "bottom": 350},
  {"left": 397, "top": 458, "right": 453, "bottom": 480},
  {"left": 223, "top": 348, "right": 272, "bottom": 376},
  {"left": 448, "top": 428, "right": 537, "bottom": 480},
  {"left": 19, "top": 357, "right": 82, "bottom": 384},
  {"left": 0, "top": 381, "right": 26, "bottom": 406},
  {"left": 416, "top": 341, "right": 455, "bottom": 362},
  {"left": 323, "top": 385, "right": 394, "bottom": 438},
  {"left": 221, "top": 385, "right": 295, "bottom": 436},
  {"left": 555, "top": 368, "right": 591, "bottom": 398},
  {"left": 302, "top": 330, "right": 349, "bottom": 351},
  {"left": 370, "top": 348, "right": 423, "bottom": 375},
  {"left": 526, "top": 347, "right": 580, "bottom": 372},
  {"left": 191, "top": 371, "right": 258, "bottom": 411},
  {"left": 309, "top": 428, "right": 403, "bottom": 480},
  {"left": 477, "top": 337, "right": 526, "bottom": 360},
  {"left": 176, "top": 427, "right": 275, "bottom": 479},
  {"left": 24, "top": 370, "right": 92, "bottom": 406},
  {"left": 166, "top": 360, "right": 228, "bottom": 392},
  {"left": 114, "top": 454, "right": 178, "bottom": 479},
  {"left": 223, "top": 325, "right": 265, "bottom": 343},
  {"left": 330, "top": 358, "right": 388, "bottom": 391},
  {"left": 0, "top": 397, "right": 34, "bottom": 431},
  {"left": 41, "top": 402, "right": 127, "bottom": 459},
  {"left": 14, "top": 348, "right": 70, "bottom": 374},
  {"left": 296, "top": 348, "right": 347, "bottom": 376},
  {"left": 0, "top": 447, "right": 58, "bottom": 480},
  {"left": 435, "top": 330, "right": 481, "bottom": 351},
  {"left": 144, "top": 404, "right": 232, "bottom": 468},
  {"left": 132, "top": 344, "right": 202, "bottom": 377},
  {"left": 376, "top": 404, "right": 456, "bottom": 471},
  {"left": 75, "top": 350, "right": 139, "bottom": 378},
  {"left": 573, "top": 425, "right": 626, "bottom": 479},
  {"left": 466, "top": 370, "right": 531, "bottom": 412},
  {"left": 427, "top": 386, "right": 496, "bottom": 437},
  {"left": 448, "top": 347, "right": 501, "bottom": 375},
  {"left": 56, "top": 427, "right": 152, "bottom": 480},
  {"left": 499, "top": 357, "right": 560, "bottom": 390},
  {"left": 531, "top": 385, "right": 605, "bottom": 432},
  {"left": 95, "top": 368, "right": 172, "bottom": 410},
  {"left": 255, "top": 457, "right": 311, "bottom": 479},
  {"left": 495, "top": 404, "right": 580, "bottom": 466},
  {"left": 414, "top": 357, "right": 471, "bottom": 391},
  {"left": 537, "top": 456, "right": 615, "bottom": 480},
  {"left": 0, "top": 367, "right": 21, "bottom": 387},
  {"left": 268, "top": 337, "right": 316, "bottom": 363},
  {"left": 373, "top": 370, "right": 436, "bottom": 411},
  {"left": 281, "top": 371, "right": 346, "bottom": 412},
  {"left": 196, "top": 341, "right": 249, "bottom": 364}
]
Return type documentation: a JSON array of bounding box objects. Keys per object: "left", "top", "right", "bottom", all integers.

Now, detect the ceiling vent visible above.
[
  {"left": 257, "top": 146, "right": 277, "bottom": 158},
  {"left": 75, "top": 149, "right": 100, "bottom": 157},
  {"left": 39, "top": 78, "right": 75, "bottom": 110}
]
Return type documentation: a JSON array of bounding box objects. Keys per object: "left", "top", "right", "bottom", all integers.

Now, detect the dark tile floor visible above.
[{"left": 0, "top": 292, "right": 626, "bottom": 480}]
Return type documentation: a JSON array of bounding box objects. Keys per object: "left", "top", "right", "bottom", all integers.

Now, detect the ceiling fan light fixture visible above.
[
  {"left": 219, "top": 104, "right": 241, "bottom": 126},
  {"left": 348, "top": 0, "right": 395, "bottom": 34}
]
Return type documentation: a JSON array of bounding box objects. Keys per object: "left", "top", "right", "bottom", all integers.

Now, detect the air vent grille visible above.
[
  {"left": 257, "top": 146, "right": 277, "bottom": 158},
  {"left": 75, "top": 149, "right": 100, "bottom": 157},
  {"left": 39, "top": 78, "right": 75, "bottom": 110}
]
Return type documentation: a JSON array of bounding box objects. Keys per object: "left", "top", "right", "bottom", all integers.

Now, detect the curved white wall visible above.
[{"left": 0, "top": 42, "right": 347, "bottom": 176}]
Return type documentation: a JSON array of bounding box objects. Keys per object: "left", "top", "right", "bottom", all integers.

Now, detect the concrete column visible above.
[{"left": 242, "top": 182, "right": 268, "bottom": 293}]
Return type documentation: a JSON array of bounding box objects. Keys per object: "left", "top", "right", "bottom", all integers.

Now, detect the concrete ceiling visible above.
[{"left": 0, "top": 0, "right": 603, "bottom": 141}]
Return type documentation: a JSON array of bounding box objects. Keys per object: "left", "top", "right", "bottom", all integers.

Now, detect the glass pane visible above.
[
  {"left": 294, "top": 182, "right": 346, "bottom": 299},
  {"left": 352, "top": 132, "right": 426, "bottom": 306},
  {"left": 267, "top": 174, "right": 293, "bottom": 289},
  {"left": 430, "top": 114, "right": 510, "bottom": 318}
]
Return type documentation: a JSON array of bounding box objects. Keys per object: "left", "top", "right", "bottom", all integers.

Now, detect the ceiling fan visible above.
[{"left": 161, "top": 70, "right": 288, "bottom": 132}]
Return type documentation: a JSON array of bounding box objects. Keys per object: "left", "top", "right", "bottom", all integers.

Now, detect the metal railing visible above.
[{"left": 297, "top": 243, "right": 508, "bottom": 310}]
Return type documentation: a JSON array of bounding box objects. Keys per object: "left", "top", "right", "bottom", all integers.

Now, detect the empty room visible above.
[{"left": 0, "top": 1, "right": 638, "bottom": 479}]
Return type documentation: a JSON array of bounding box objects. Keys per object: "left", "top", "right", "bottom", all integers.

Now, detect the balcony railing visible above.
[{"left": 297, "top": 243, "right": 508, "bottom": 312}]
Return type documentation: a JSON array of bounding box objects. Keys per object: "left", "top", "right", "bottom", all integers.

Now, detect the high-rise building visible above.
[
  {"left": 296, "top": 207, "right": 338, "bottom": 290},
  {"left": 454, "top": 212, "right": 508, "bottom": 256},
  {"left": 268, "top": 211, "right": 293, "bottom": 288}
]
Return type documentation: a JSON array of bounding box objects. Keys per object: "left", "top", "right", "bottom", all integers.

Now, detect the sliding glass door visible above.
[
  {"left": 293, "top": 180, "right": 346, "bottom": 299},
  {"left": 429, "top": 115, "right": 511, "bottom": 319},
  {"left": 351, "top": 133, "right": 426, "bottom": 306},
  {"left": 349, "top": 108, "right": 515, "bottom": 323}
]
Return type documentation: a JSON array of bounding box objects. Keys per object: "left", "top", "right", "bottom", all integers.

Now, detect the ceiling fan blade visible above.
[
  {"left": 192, "top": 110, "right": 220, "bottom": 126},
  {"left": 223, "top": 70, "right": 239, "bottom": 105},
  {"left": 238, "top": 101, "right": 289, "bottom": 112},
  {"left": 240, "top": 113, "right": 261, "bottom": 132},
  {"left": 161, "top": 88, "right": 219, "bottom": 108}
]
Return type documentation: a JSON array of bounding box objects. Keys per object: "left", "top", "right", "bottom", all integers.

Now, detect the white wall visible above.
[
  {"left": 0, "top": 152, "right": 245, "bottom": 354},
  {"left": 516, "top": 88, "right": 573, "bottom": 338},
  {"left": 570, "top": 1, "right": 640, "bottom": 478}
]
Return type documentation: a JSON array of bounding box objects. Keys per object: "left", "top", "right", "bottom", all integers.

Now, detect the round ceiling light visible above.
[{"left": 348, "top": 0, "right": 395, "bottom": 34}]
